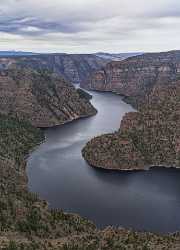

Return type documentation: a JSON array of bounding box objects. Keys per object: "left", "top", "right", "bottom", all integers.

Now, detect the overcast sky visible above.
[{"left": 0, "top": 0, "right": 180, "bottom": 53}]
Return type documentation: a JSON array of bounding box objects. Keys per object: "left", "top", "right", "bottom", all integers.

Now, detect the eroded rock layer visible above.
[
  {"left": 82, "top": 50, "right": 180, "bottom": 107},
  {"left": 0, "top": 53, "right": 108, "bottom": 85}
]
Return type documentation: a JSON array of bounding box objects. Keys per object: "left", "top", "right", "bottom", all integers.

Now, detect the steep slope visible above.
[
  {"left": 82, "top": 50, "right": 180, "bottom": 107},
  {"left": 82, "top": 80, "right": 180, "bottom": 170},
  {"left": 0, "top": 67, "right": 97, "bottom": 127},
  {"left": 1, "top": 115, "right": 180, "bottom": 249},
  {"left": 0, "top": 53, "right": 108, "bottom": 85}
]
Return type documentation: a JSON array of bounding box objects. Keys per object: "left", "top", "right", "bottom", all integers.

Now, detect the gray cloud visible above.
[{"left": 0, "top": 0, "right": 180, "bottom": 52}]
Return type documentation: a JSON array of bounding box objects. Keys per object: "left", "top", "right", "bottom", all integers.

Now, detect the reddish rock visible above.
[{"left": 82, "top": 50, "right": 180, "bottom": 107}]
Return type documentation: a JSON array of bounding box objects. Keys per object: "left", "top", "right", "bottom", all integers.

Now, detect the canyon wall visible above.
[
  {"left": 0, "top": 67, "right": 97, "bottom": 127},
  {"left": 0, "top": 53, "right": 108, "bottom": 85},
  {"left": 82, "top": 80, "right": 180, "bottom": 170},
  {"left": 82, "top": 50, "right": 180, "bottom": 107},
  {"left": 82, "top": 51, "right": 180, "bottom": 171}
]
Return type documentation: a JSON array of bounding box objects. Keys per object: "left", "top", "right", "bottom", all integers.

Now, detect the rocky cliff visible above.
[
  {"left": 0, "top": 67, "right": 97, "bottom": 127},
  {"left": 0, "top": 53, "right": 108, "bottom": 85},
  {"left": 82, "top": 75, "right": 180, "bottom": 170},
  {"left": 82, "top": 50, "right": 180, "bottom": 107}
]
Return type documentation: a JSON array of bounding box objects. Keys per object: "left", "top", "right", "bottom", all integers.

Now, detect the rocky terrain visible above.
[
  {"left": 0, "top": 53, "right": 108, "bottom": 85},
  {"left": 82, "top": 51, "right": 180, "bottom": 171},
  {"left": 82, "top": 50, "right": 180, "bottom": 107},
  {"left": 0, "top": 114, "right": 180, "bottom": 250},
  {"left": 0, "top": 67, "right": 97, "bottom": 127}
]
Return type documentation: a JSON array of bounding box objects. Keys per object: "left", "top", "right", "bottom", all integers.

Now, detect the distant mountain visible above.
[
  {"left": 0, "top": 51, "right": 39, "bottom": 57},
  {"left": 95, "top": 52, "right": 144, "bottom": 61}
]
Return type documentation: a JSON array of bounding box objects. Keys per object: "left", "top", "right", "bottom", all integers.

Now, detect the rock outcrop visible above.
[
  {"left": 82, "top": 50, "right": 180, "bottom": 107},
  {"left": 0, "top": 53, "right": 108, "bottom": 85},
  {"left": 0, "top": 67, "right": 97, "bottom": 127},
  {"left": 82, "top": 74, "right": 180, "bottom": 170}
]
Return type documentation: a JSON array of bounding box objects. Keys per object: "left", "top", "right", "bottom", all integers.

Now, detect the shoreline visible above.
[
  {"left": 81, "top": 86, "right": 180, "bottom": 173},
  {"left": 83, "top": 156, "right": 180, "bottom": 172},
  {"left": 37, "top": 110, "right": 97, "bottom": 129},
  {"left": 26, "top": 134, "right": 180, "bottom": 235}
]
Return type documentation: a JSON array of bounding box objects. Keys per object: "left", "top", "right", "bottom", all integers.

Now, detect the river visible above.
[{"left": 27, "top": 91, "right": 180, "bottom": 233}]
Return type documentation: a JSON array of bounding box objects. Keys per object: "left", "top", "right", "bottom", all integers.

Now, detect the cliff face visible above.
[
  {"left": 0, "top": 67, "right": 97, "bottom": 127},
  {"left": 0, "top": 53, "right": 108, "bottom": 85},
  {"left": 82, "top": 50, "right": 180, "bottom": 170},
  {"left": 82, "top": 50, "right": 180, "bottom": 106},
  {"left": 82, "top": 80, "right": 180, "bottom": 170}
]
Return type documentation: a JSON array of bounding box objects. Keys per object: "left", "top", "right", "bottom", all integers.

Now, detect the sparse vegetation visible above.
[
  {"left": 82, "top": 81, "right": 180, "bottom": 170},
  {"left": 0, "top": 67, "right": 97, "bottom": 127}
]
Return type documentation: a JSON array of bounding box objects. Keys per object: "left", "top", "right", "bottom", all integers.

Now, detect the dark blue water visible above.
[{"left": 27, "top": 91, "right": 180, "bottom": 233}]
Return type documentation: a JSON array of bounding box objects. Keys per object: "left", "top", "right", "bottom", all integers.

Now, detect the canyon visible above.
[
  {"left": 82, "top": 50, "right": 180, "bottom": 170},
  {"left": 1, "top": 50, "right": 180, "bottom": 249},
  {"left": 82, "top": 81, "right": 180, "bottom": 170},
  {"left": 1, "top": 94, "right": 180, "bottom": 249}
]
